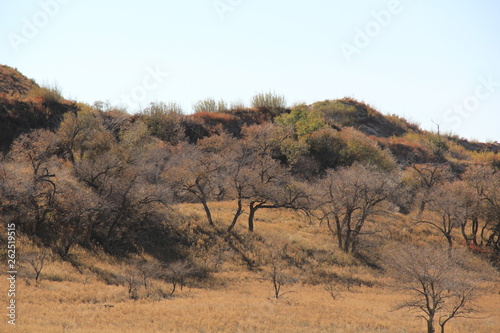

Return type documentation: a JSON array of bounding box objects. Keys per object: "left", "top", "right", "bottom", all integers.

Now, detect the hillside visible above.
[
  {"left": 0, "top": 65, "right": 36, "bottom": 98},
  {"left": 0, "top": 65, "right": 77, "bottom": 153},
  {"left": 1, "top": 66, "right": 500, "bottom": 333},
  {"left": 1, "top": 65, "right": 499, "bottom": 161}
]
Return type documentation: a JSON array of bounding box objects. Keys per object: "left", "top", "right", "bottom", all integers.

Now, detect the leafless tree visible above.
[
  {"left": 166, "top": 143, "right": 225, "bottom": 227},
  {"left": 405, "top": 163, "right": 453, "bottom": 214},
  {"left": 7, "top": 129, "right": 59, "bottom": 235},
  {"left": 241, "top": 124, "right": 311, "bottom": 232},
  {"left": 262, "top": 241, "right": 298, "bottom": 299},
  {"left": 122, "top": 268, "right": 141, "bottom": 300},
  {"left": 418, "top": 182, "right": 471, "bottom": 253},
  {"left": 317, "top": 163, "right": 399, "bottom": 254},
  {"left": 57, "top": 109, "right": 115, "bottom": 163},
  {"left": 21, "top": 250, "right": 51, "bottom": 282},
  {"left": 247, "top": 172, "right": 311, "bottom": 232},
  {"left": 163, "top": 260, "right": 196, "bottom": 295},
  {"left": 385, "top": 245, "right": 492, "bottom": 333},
  {"left": 463, "top": 165, "right": 500, "bottom": 255}
]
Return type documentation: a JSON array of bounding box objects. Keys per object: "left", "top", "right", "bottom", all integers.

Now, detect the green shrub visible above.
[
  {"left": 339, "top": 128, "right": 396, "bottom": 171},
  {"left": 311, "top": 99, "right": 358, "bottom": 127},
  {"left": 307, "top": 128, "right": 347, "bottom": 170},
  {"left": 276, "top": 104, "right": 326, "bottom": 138}
]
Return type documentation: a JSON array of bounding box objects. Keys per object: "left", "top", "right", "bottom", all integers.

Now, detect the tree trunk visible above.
[
  {"left": 200, "top": 199, "right": 214, "bottom": 226},
  {"left": 446, "top": 234, "right": 453, "bottom": 258},
  {"left": 342, "top": 212, "right": 353, "bottom": 253},
  {"left": 248, "top": 202, "right": 258, "bottom": 232},
  {"left": 248, "top": 201, "right": 269, "bottom": 232},
  {"left": 105, "top": 214, "right": 122, "bottom": 252},
  {"left": 334, "top": 216, "right": 343, "bottom": 250},
  {"left": 419, "top": 200, "right": 427, "bottom": 215},
  {"left": 460, "top": 223, "right": 472, "bottom": 249},
  {"left": 427, "top": 314, "right": 435, "bottom": 333},
  {"left": 227, "top": 198, "right": 243, "bottom": 232}
]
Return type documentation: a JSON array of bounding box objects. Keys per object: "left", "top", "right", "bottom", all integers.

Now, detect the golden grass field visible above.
[{"left": 1, "top": 202, "right": 499, "bottom": 332}]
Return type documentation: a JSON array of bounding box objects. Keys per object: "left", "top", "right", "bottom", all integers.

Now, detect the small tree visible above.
[
  {"left": 263, "top": 242, "right": 297, "bottom": 299},
  {"left": 123, "top": 268, "right": 141, "bottom": 300},
  {"left": 163, "top": 260, "right": 195, "bottom": 295},
  {"left": 22, "top": 250, "right": 51, "bottom": 283},
  {"left": 385, "top": 245, "right": 490, "bottom": 333}
]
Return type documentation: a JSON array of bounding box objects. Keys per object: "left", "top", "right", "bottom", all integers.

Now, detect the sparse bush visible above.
[
  {"left": 229, "top": 99, "right": 246, "bottom": 110},
  {"left": 27, "top": 83, "right": 63, "bottom": 104},
  {"left": 123, "top": 268, "right": 141, "bottom": 300},
  {"left": 324, "top": 280, "right": 342, "bottom": 300},
  {"left": 251, "top": 92, "right": 287, "bottom": 117},
  {"left": 193, "top": 98, "right": 228, "bottom": 113}
]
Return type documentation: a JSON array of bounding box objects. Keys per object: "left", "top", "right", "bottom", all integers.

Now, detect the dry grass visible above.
[
  {"left": 1, "top": 202, "right": 499, "bottom": 332},
  {"left": 1, "top": 272, "right": 498, "bottom": 333}
]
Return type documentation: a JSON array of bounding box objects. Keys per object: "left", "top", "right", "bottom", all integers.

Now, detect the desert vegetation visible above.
[{"left": 1, "top": 65, "right": 499, "bottom": 332}]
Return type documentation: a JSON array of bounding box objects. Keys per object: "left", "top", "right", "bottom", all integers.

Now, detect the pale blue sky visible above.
[{"left": 1, "top": 0, "right": 499, "bottom": 141}]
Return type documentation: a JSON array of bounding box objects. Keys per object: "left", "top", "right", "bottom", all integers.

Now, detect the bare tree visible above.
[
  {"left": 53, "top": 170, "right": 101, "bottom": 256},
  {"left": 247, "top": 172, "right": 311, "bottom": 232},
  {"left": 404, "top": 163, "right": 452, "bottom": 214},
  {"left": 166, "top": 143, "right": 225, "bottom": 227},
  {"left": 385, "top": 245, "right": 491, "bottom": 333},
  {"left": 463, "top": 165, "right": 500, "bottom": 255},
  {"left": 418, "top": 182, "right": 470, "bottom": 253},
  {"left": 165, "top": 131, "right": 307, "bottom": 233},
  {"left": 262, "top": 241, "right": 298, "bottom": 299},
  {"left": 241, "top": 124, "right": 311, "bottom": 232},
  {"left": 199, "top": 133, "right": 255, "bottom": 232},
  {"left": 57, "top": 109, "right": 115, "bottom": 164},
  {"left": 7, "top": 129, "right": 59, "bottom": 235},
  {"left": 163, "top": 260, "right": 195, "bottom": 295},
  {"left": 317, "top": 163, "right": 399, "bottom": 254},
  {"left": 122, "top": 268, "right": 141, "bottom": 300},
  {"left": 21, "top": 250, "right": 51, "bottom": 282}
]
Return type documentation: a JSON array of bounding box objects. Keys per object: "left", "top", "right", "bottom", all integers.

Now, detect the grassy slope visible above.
[{"left": 1, "top": 202, "right": 499, "bottom": 333}]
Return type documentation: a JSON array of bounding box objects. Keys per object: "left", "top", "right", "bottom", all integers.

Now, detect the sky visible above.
[{"left": 1, "top": 0, "right": 499, "bottom": 142}]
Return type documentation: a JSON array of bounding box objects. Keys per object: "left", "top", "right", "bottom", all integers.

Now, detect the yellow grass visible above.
[{"left": 1, "top": 202, "right": 499, "bottom": 332}]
